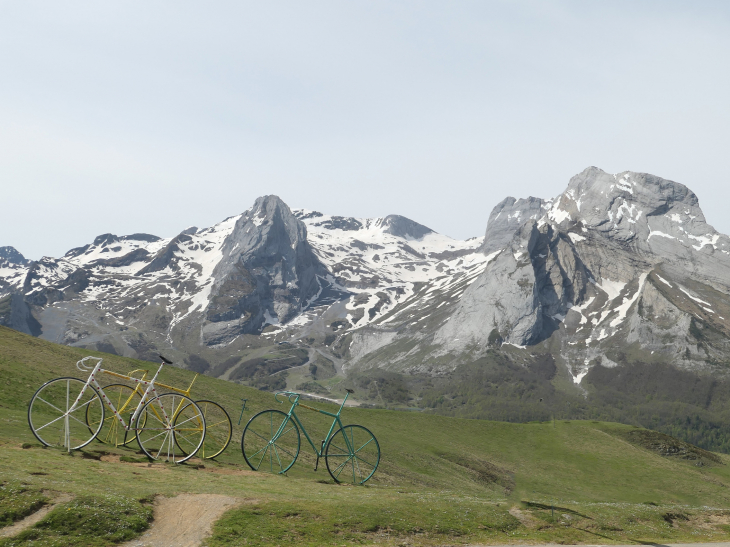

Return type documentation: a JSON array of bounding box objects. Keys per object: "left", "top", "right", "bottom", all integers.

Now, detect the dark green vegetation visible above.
[
  {"left": 0, "top": 483, "right": 47, "bottom": 528},
  {"left": 3, "top": 325, "right": 730, "bottom": 545},
  {"left": 345, "top": 348, "right": 730, "bottom": 453},
  {"left": 0, "top": 496, "right": 152, "bottom": 547}
]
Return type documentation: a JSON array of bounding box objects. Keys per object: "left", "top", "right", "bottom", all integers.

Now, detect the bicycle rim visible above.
[
  {"left": 242, "top": 410, "right": 300, "bottom": 474},
  {"left": 174, "top": 400, "right": 232, "bottom": 459},
  {"left": 325, "top": 425, "right": 380, "bottom": 484},
  {"left": 136, "top": 394, "right": 205, "bottom": 463},
  {"left": 28, "top": 377, "right": 104, "bottom": 450}
]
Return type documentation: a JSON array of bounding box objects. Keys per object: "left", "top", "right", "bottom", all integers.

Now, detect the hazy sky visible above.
[{"left": 2, "top": 1, "right": 729, "bottom": 260}]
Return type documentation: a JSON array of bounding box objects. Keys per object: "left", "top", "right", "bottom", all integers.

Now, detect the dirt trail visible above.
[
  {"left": 0, "top": 492, "right": 73, "bottom": 538},
  {"left": 122, "top": 493, "right": 250, "bottom": 547},
  {"left": 507, "top": 506, "right": 541, "bottom": 529}
]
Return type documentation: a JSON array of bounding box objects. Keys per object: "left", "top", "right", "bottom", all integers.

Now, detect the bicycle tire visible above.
[
  {"left": 28, "top": 377, "right": 104, "bottom": 450},
  {"left": 241, "top": 409, "right": 300, "bottom": 474},
  {"left": 325, "top": 424, "right": 380, "bottom": 484},
  {"left": 174, "top": 400, "right": 232, "bottom": 459},
  {"left": 136, "top": 393, "right": 205, "bottom": 463}
]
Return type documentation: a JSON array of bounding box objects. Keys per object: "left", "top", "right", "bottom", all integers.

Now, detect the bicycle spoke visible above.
[
  {"left": 33, "top": 414, "right": 65, "bottom": 432},
  {"left": 248, "top": 445, "right": 268, "bottom": 461},
  {"left": 354, "top": 455, "right": 363, "bottom": 482},
  {"left": 172, "top": 414, "right": 202, "bottom": 428},
  {"left": 67, "top": 411, "right": 91, "bottom": 427},
  {"left": 248, "top": 429, "right": 269, "bottom": 442},
  {"left": 280, "top": 425, "right": 296, "bottom": 437},
  {"left": 256, "top": 444, "right": 270, "bottom": 470},
  {"left": 353, "top": 455, "right": 377, "bottom": 469},
  {"left": 273, "top": 442, "right": 296, "bottom": 459},
  {"left": 145, "top": 410, "right": 167, "bottom": 427},
  {"left": 154, "top": 430, "right": 171, "bottom": 460},
  {"left": 36, "top": 396, "right": 66, "bottom": 415},
  {"left": 355, "top": 438, "right": 374, "bottom": 453},
  {"left": 333, "top": 456, "right": 354, "bottom": 477},
  {"left": 175, "top": 431, "right": 199, "bottom": 447},
  {"left": 143, "top": 429, "right": 170, "bottom": 444},
  {"left": 272, "top": 444, "right": 284, "bottom": 471}
]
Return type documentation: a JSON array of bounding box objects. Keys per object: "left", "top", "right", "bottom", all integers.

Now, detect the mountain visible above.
[{"left": 4, "top": 168, "right": 730, "bottom": 451}]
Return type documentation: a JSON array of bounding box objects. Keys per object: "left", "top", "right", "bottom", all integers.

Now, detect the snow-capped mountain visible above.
[
  {"left": 0, "top": 194, "right": 486, "bottom": 373},
  {"left": 433, "top": 167, "right": 730, "bottom": 382},
  {"left": 2, "top": 167, "right": 730, "bottom": 394}
]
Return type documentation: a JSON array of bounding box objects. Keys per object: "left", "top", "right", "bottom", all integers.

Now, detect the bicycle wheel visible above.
[
  {"left": 325, "top": 425, "right": 380, "bottom": 484},
  {"left": 28, "top": 377, "right": 104, "bottom": 450},
  {"left": 174, "top": 400, "right": 232, "bottom": 459},
  {"left": 88, "top": 384, "right": 145, "bottom": 447},
  {"left": 241, "top": 410, "right": 300, "bottom": 474},
  {"left": 136, "top": 394, "right": 205, "bottom": 463}
]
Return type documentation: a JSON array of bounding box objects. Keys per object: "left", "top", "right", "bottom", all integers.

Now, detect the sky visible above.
[{"left": 1, "top": 1, "right": 729, "bottom": 260}]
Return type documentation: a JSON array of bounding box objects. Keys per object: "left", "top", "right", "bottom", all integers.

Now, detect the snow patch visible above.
[
  {"left": 678, "top": 286, "right": 711, "bottom": 307},
  {"left": 568, "top": 233, "right": 586, "bottom": 244},
  {"left": 609, "top": 273, "right": 648, "bottom": 328}
]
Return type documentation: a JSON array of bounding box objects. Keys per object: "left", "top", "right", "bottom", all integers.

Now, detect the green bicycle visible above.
[{"left": 241, "top": 389, "right": 380, "bottom": 484}]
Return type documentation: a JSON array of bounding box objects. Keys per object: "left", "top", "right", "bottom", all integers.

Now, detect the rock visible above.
[
  {"left": 201, "top": 195, "right": 329, "bottom": 345},
  {"left": 0, "top": 246, "right": 30, "bottom": 265}
]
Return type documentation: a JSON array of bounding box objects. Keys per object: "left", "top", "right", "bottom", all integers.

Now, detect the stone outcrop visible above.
[{"left": 201, "top": 195, "right": 330, "bottom": 345}]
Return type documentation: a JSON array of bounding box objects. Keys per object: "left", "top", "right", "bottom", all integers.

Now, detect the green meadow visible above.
[{"left": 1, "top": 325, "right": 730, "bottom": 546}]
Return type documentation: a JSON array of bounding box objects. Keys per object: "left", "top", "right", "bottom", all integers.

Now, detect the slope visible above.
[{"left": 3, "top": 326, "right": 730, "bottom": 546}]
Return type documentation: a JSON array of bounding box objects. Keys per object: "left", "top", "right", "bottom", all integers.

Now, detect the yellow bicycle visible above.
[{"left": 85, "top": 360, "right": 232, "bottom": 459}]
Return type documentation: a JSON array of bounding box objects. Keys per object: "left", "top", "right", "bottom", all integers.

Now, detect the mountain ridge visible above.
[{"left": 3, "top": 166, "right": 730, "bottom": 452}]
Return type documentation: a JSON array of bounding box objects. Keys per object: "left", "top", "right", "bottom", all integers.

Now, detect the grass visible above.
[
  {"left": 0, "top": 495, "right": 152, "bottom": 547},
  {"left": 0, "top": 483, "right": 47, "bottom": 527},
  {"left": 2, "top": 325, "right": 730, "bottom": 545}
]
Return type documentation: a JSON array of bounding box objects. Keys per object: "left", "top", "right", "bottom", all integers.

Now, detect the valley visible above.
[{"left": 2, "top": 326, "right": 730, "bottom": 545}]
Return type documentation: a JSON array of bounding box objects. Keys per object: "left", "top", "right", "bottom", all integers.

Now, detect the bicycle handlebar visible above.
[
  {"left": 76, "top": 356, "right": 103, "bottom": 372},
  {"left": 274, "top": 391, "right": 300, "bottom": 404}
]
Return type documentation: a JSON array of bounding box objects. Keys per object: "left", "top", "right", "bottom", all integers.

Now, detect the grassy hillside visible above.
[
  {"left": 344, "top": 347, "right": 730, "bottom": 454},
  {"left": 2, "top": 325, "right": 730, "bottom": 546}
]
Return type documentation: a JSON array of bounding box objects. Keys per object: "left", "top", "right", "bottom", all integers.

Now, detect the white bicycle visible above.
[{"left": 27, "top": 355, "right": 206, "bottom": 463}]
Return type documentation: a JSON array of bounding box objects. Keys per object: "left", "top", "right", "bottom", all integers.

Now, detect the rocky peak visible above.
[
  {"left": 201, "top": 195, "right": 330, "bottom": 345},
  {"left": 542, "top": 168, "right": 730, "bottom": 284},
  {"left": 225, "top": 195, "right": 309, "bottom": 261},
  {"left": 375, "top": 215, "right": 434, "bottom": 240},
  {"left": 0, "top": 246, "right": 30, "bottom": 266},
  {"left": 481, "top": 196, "right": 547, "bottom": 254}
]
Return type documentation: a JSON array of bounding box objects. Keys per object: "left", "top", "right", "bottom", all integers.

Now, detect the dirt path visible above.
[
  {"left": 0, "top": 492, "right": 73, "bottom": 538},
  {"left": 121, "top": 493, "right": 249, "bottom": 547},
  {"left": 507, "top": 506, "right": 541, "bottom": 529}
]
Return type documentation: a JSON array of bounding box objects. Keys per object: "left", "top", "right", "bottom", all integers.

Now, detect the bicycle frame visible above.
[
  {"left": 73, "top": 356, "right": 170, "bottom": 437},
  {"left": 104, "top": 368, "right": 200, "bottom": 399},
  {"left": 273, "top": 391, "right": 351, "bottom": 458}
]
